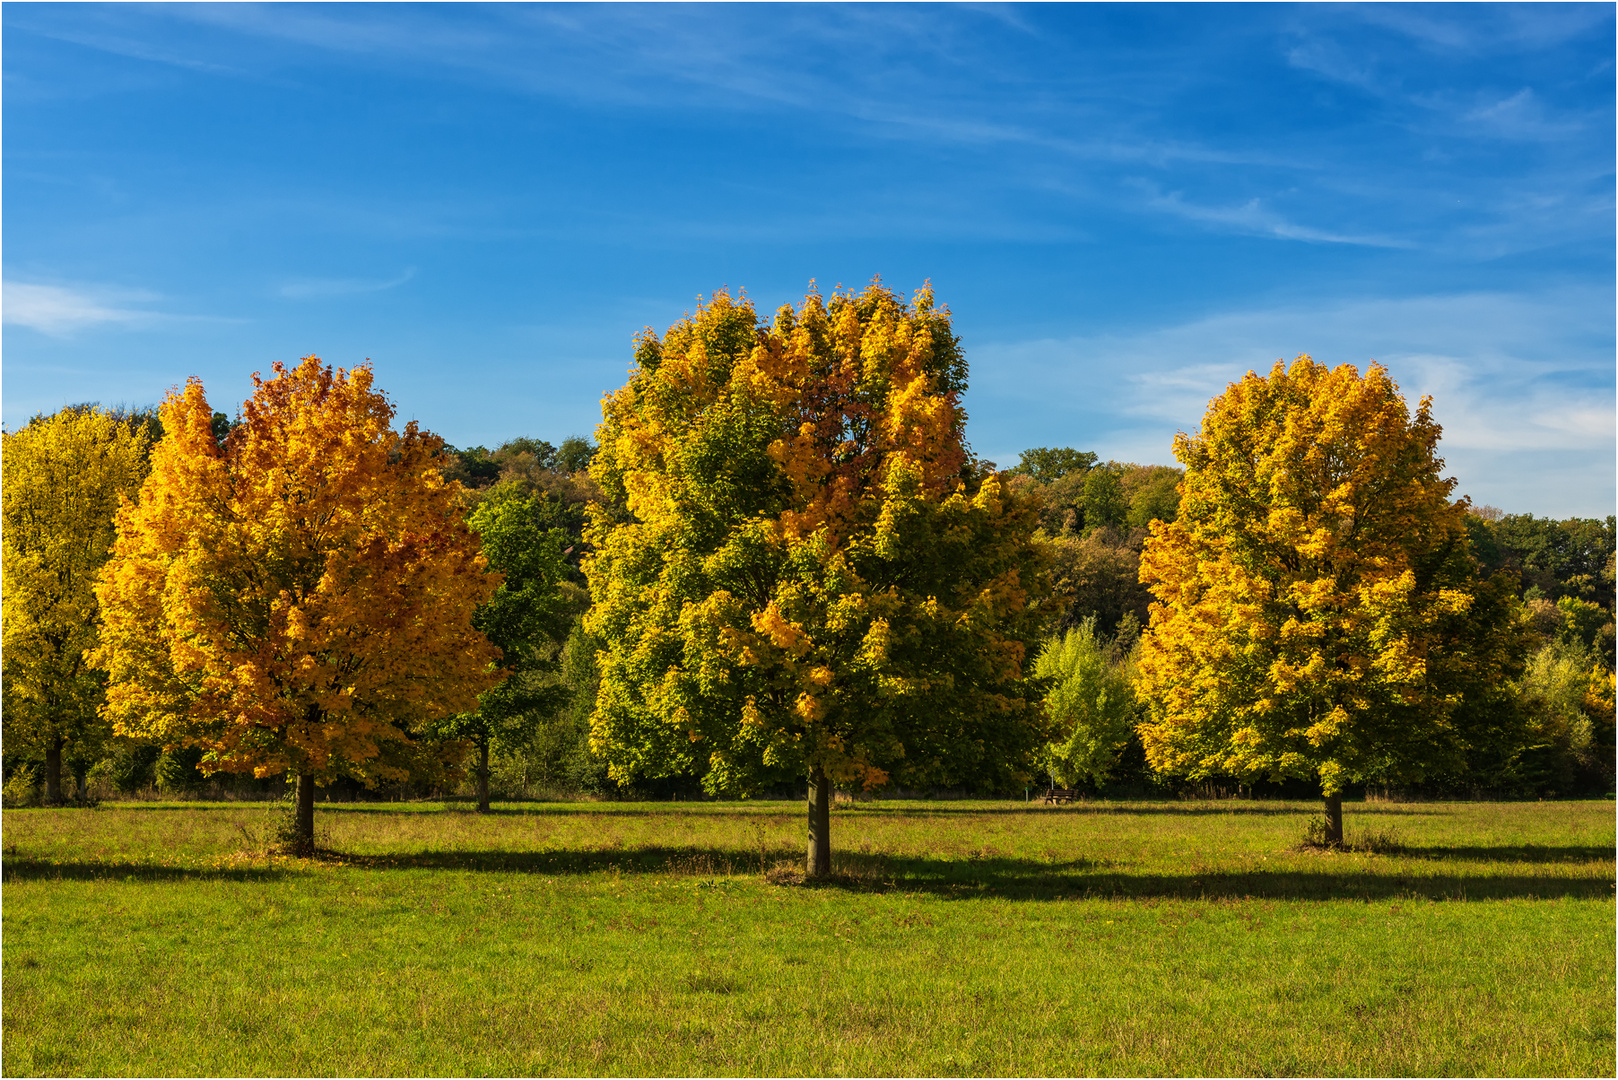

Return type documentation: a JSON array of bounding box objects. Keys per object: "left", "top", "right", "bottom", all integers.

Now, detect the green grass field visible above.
[{"left": 3, "top": 797, "right": 1613, "bottom": 1076}]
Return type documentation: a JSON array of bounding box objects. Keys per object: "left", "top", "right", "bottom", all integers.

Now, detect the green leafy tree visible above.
[
  {"left": 2, "top": 407, "right": 153, "bottom": 803},
  {"left": 1034, "top": 619, "right": 1137, "bottom": 789},
  {"left": 1123, "top": 465, "right": 1182, "bottom": 528},
  {"left": 585, "top": 283, "right": 1049, "bottom": 875},
  {"left": 1009, "top": 447, "right": 1097, "bottom": 484},
  {"left": 1484, "top": 514, "right": 1615, "bottom": 609},
  {"left": 448, "top": 437, "right": 601, "bottom": 584},
  {"left": 436, "top": 487, "right": 580, "bottom": 810},
  {"left": 1516, "top": 640, "right": 1600, "bottom": 795},
  {"left": 1082, "top": 468, "right": 1129, "bottom": 533},
  {"left": 557, "top": 436, "right": 597, "bottom": 475},
  {"left": 1555, "top": 596, "right": 1610, "bottom": 652}
]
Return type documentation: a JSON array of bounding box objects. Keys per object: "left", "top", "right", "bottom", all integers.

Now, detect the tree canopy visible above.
[
  {"left": 2, "top": 406, "right": 153, "bottom": 802},
  {"left": 584, "top": 282, "right": 1048, "bottom": 873},
  {"left": 94, "top": 357, "right": 502, "bottom": 848},
  {"left": 1008, "top": 447, "right": 1097, "bottom": 484},
  {"left": 1136, "top": 357, "right": 1525, "bottom": 841}
]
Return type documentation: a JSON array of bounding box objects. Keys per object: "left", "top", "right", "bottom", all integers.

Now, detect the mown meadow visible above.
[{"left": 3, "top": 797, "right": 1613, "bottom": 1077}]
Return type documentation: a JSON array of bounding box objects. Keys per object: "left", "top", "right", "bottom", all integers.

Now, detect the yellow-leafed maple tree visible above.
[
  {"left": 585, "top": 282, "right": 1048, "bottom": 875},
  {"left": 3, "top": 407, "right": 153, "bottom": 803},
  {"left": 1137, "top": 357, "right": 1524, "bottom": 843},
  {"left": 94, "top": 357, "right": 502, "bottom": 850}
]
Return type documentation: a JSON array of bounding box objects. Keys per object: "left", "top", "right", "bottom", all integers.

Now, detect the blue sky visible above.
[{"left": 4, "top": 3, "right": 1613, "bottom": 517}]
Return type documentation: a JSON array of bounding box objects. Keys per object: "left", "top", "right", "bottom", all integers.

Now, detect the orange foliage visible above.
[{"left": 94, "top": 357, "right": 502, "bottom": 785}]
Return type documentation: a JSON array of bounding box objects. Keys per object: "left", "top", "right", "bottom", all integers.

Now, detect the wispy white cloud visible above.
[
  {"left": 1136, "top": 186, "right": 1414, "bottom": 248},
  {"left": 65, "top": 4, "right": 1281, "bottom": 173},
  {"left": 276, "top": 268, "right": 416, "bottom": 300},
  {"left": 9, "top": 24, "right": 245, "bottom": 77},
  {"left": 1283, "top": 38, "right": 1383, "bottom": 93},
  {"left": 1285, "top": 15, "right": 1599, "bottom": 149},
  {"left": 1463, "top": 88, "right": 1584, "bottom": 141},
  {"left": 1350, "top": 4, "right": 1612, "bottom": 54},
  {"left": 2, "top": 281, "right": 162, "bottom": 336}
]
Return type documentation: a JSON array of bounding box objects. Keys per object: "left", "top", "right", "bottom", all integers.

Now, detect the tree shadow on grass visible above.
[
  {"left": 1, "top": 858, "right": 290, "bottom": 883},
  {"left": 795, "top": 850, "right": 1615, "bottom": 901},
  {"left": 837, "top": 803, "right": 1440, "bottom": 818},
  {"left": 9, "top": 843, "right": 1608, "bottom": 902},
  {"left": 75, "top": 800, "right": 1448, "bottom": 820},
  {"left": 1400, "top": 844, "right": 1615, "bottom": 864}
]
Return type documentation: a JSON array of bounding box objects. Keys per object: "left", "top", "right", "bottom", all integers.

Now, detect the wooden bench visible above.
[{"left": 1043, "top": 787, "right": 1080, "bottom": 804}]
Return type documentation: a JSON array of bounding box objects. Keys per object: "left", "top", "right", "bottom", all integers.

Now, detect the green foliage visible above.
[
  {"left": 557, "top": 435, "right": 596, "bottom": 475},
  {"left": 2, "top": 763, "right": 42, "bottom": 808},
  {"left": 1555, "top": 596, "right": 1609, "bottom": 651},
  {"left": 89, "top": 742, "right": 161, "bottom": 795},
  {"left": 1081, "top": 468, "right": 1129, "bottom": 532},
  {"left": 1007, "top": 446, "right": 1097, "bottom": 483},
  {"left": 1481, "top": 513, "right": 1615, "bottom": 610},
  {"left": 444, "top": 444, "right": 503, "bottom": 486},
  {"left": 1012, "top": 452, "right": 1182, "bottom": 542},
  {"left": 434, "top": 487, "right": 581, "bottom": 803},
  {"left": 1044, "top": 527, "right": 1153, "bottom": 638},
  {"left": 484, "top": 623, "right": 610, "bottom": 797},
  {"left": 1516, "top": 640, "right": 1602, "bottom": 795},
  {"left": 586, "top": 284, "right": 1048, "bottom": 802},
  {"left": 1123, "top": 465, "right": 1181, "bottom": 528},
  {"left": 556, "top": 625, "right": 611, "bottom": 792},
  {"left": 1033, "top": 619, "right": 1138, "bottom": 787},
  {"left": 208, "top": 410, "right": 231, "bottom": 448},
  {"left": 443, "top": 436, "right": 600, "bottom": 493},
  {"left": 155, "top": 746, "right": 208, "bottom": 794}
]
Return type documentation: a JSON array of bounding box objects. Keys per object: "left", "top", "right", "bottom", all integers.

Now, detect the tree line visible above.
[{"left": 3, "top": 282, "right": 1613, "bottom": 867}]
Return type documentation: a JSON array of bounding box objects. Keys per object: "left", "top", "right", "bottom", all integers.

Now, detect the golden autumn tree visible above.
[
  {"left": 585, "top": 282, "right": 1048, "bottom": 875},
  {"left": 3, "top": 407, "right": 153, "bottom": 803},
  {"left": 1137, "top": 357, "right": 1525, "bottom": 843},
  {"left": 94, "top": 357, "right": 501, "bottom": 851}
]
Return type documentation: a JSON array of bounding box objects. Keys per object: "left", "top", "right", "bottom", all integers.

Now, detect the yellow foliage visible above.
[
  {"left": 2, "top": 407, "right": 152, "bottom": 766},
  {"left": 1137, "top": 356, "right": 1522, "bottom": 793}
]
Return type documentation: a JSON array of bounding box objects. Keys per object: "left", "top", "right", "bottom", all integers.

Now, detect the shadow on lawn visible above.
[
  {"left": 1400, "top": 844, "right": 1615, "bottom": 864},
  {"left": 2, "top": 859, "right": 289, "bottom": 883},
  {"left": 836, "top": 804, "right": 1439, "bottom": 818},
  {"left": 9, "top": 844, "right": 1610, "bottom": 901},
  {"left": 422, "top": 802, "right": 1440, "bottom": 819},
  {"left": 76, "top": 801, "right": 1444, "bottom": 819}
]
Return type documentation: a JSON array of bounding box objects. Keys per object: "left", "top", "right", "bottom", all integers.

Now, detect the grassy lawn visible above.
[{"left": 3, "top": 797, "right": 1613, "bottom": 1076}]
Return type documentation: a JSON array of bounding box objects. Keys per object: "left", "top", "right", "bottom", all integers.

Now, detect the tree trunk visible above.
[
  {"left": 44, "top": 737, "right": 63, "bottom": 805},
  {"left": 72, "top": 761, "right": 89, "bottom": 804},
  {"left": 806, "top": 766, "right": 831, "bottom": 877},
  {"left": 477, "top": 739, "right": 491, "bottom": 813},
  {"left": 293, "top": 773, "right": 317, "bottom": 855},
  {"left": 1323, "top": 793, "right": 1344, "bottom": 848}
]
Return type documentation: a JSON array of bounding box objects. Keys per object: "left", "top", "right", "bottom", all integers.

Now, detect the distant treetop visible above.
[{"left": 1007, "top": 446, "right": 1097, "bottom": 483}]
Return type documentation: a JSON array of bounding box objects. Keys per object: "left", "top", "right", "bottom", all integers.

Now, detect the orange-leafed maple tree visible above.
[{"left": 94, "top": 357, "right": 501, "bottom": 851}]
